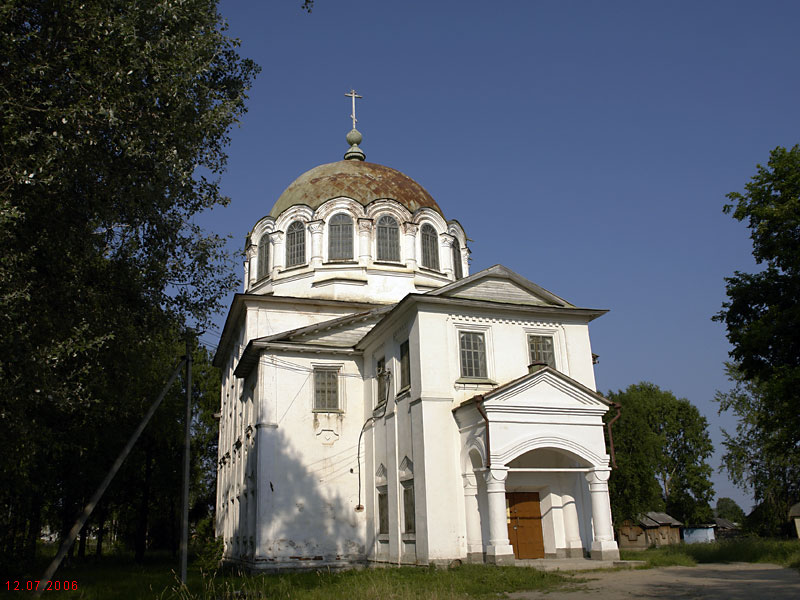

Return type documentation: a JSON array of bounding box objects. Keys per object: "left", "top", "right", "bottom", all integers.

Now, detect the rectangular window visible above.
[
  {"left": 528, "top": 335, "right": 555, "bottom": 368},
  {"left": 403, "top": 482, "right": 415, "bottom": 534},
  {"left": 377, "top": 488, "right": 389, "bottom": 535},
  {"left": 459, "top": 331, "right": 487, "bottom": 378},
  {"left": 313, "top": 368, "right": 339, "bottom": 411},
  {"left": 376, "top": 357, "right": 386, "bottom": 405},
  {"left": 399, "top": 340, "right": 410, "bottom": 391}
]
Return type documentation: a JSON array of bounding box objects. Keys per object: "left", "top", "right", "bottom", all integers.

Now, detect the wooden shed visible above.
[
  {"left": 789, "top": 502, "right": 800, "bottom": 539},
  {"left": 617, "top": 512, "right": 682, "bottom": 549}
]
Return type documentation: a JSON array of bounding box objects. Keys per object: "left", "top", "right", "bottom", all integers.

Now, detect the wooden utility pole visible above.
[{"left": 179, "top": 336, "right": 193, "bottom": 585}]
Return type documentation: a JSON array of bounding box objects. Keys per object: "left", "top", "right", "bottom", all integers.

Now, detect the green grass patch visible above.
[
  {"left": 3, "top": 557, "right": 574, "bottom": 600},
  {"left": 620, "top": 538, "right": 800, "bottom": 571}
]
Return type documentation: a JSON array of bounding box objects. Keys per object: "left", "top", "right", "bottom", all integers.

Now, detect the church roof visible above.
[{"left": 269, "top": 160, "right": 444, "bottom": 218}]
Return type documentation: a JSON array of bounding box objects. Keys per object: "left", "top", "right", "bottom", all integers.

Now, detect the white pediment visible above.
[
  {"left": 430, "top": 265, "right": 571, "bottom": 307},
  {"left": 482, "top": 369, "right": 609, "bottom": 417},
  {"left": 448, "top": 277, "right": 552, "bottom": 306}
]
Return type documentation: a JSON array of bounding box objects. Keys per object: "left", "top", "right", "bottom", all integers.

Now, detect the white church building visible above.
[{"left": 213, "top": 116, "right": 620, "bottom": 569}]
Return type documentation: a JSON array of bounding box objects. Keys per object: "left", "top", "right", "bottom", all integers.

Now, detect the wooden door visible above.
[{"left": 506, "top": 492, "right": 545, "bottom": 559}]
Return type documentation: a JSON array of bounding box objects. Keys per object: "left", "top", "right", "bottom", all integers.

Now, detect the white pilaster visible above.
[
  {"left": 308, "top": 220, "right": 324, "bottom": 268},
  {"left": 357, "top": 218, "right": 373, "bottom": 266},
  {"left": 560, "top": 474, "right": 585, "bottom": 558},
  {"left": 245, "top": 243, "right": 257, "bottom": 291},
  {"left": 270, "top": 231, "right": 285, "bottom": 278},
  {"left": 462, "top": 473, "right": 484, "bottom": 562},
  {"left": 440, "top": 233, "right": 455, "bottom": 278},
  {"left": 482, "top": 467, "right": 515, "bottom": 565},
  {"left": 585, "top": 468, "right": 619, "bottom": 560},
  {"left": 403, "top": 222, "right": 419, "bottom": 270}
]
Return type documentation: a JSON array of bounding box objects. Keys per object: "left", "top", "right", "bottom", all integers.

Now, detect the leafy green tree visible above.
[
  {"left": 716, "top": 363, "right": 797, "bottom": 536},
  {"left": 715, "top": 497, "right": 746, "bottom": 524},
  {"left": 714, "top": 145, "right": 800, "bottom": 535},
  {"left": 0, "top": 0, "right": 257, "bottom": 567},
  {"left": 606, "top": 383, "right": 715, "bottom": 525}
]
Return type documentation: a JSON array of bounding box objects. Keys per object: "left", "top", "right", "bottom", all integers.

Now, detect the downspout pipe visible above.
[
  {"left": 606, "top": 401, "right": 621, "bottom": 469},
  {"left": 474, "top": 396, "right": 491, "bottom": 468}
]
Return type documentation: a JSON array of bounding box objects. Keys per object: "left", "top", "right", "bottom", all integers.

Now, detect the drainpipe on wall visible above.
[{"left": 606, "top": 401, "right": 621, "bottom": 469}]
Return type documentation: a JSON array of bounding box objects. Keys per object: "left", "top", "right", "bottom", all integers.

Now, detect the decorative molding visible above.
[
  {"left": 402, "top": 221, "right": 419, "bottom": 235},
  {"left": 357, "top": 218, "right": 374, "bottom": 233},
  {"left": 492, "top": 436, "right": 608, "bottom": 469},
  {"left": 307, "top": 220, "right": 324, "bottom": 234}
]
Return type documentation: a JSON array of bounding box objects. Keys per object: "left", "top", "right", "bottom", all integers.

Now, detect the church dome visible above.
[{"left": 269, "top": 160, "right": 444, "bottom": 219}]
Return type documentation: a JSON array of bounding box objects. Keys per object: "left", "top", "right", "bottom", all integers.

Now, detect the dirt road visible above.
[{"left": 511, "top": 563, "right": 800, "bottom": 599}]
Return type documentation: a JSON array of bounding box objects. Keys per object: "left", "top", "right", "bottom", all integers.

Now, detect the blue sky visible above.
[{"left": 199, "top": 0, "right": 800, "bottom": 511}]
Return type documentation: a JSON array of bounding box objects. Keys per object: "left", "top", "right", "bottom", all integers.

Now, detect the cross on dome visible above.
[
  {"left": 345, "top": 89, "right": 362, "bottom": 129},
  {"left": 343, "top": 89, "right": 365, "bottom": 161}
]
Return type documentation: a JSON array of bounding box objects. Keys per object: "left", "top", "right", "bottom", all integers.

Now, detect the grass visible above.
[
  {"left": 620, "top": 538, "right": 800, "bottom": 571},
  {"left": 2, "top": 556, "right": 573, "bottom": 600}
]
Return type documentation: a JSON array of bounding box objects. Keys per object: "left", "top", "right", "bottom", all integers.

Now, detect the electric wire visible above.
[{"left": 355, "top": 369, "right": 391, "bottom": 511}]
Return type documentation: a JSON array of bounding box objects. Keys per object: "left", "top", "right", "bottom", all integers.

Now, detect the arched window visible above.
[
  {"left": 376, "top": 215, "right": 400, "bottom": 262},
  {"left": 285, "top": 221, "right": 306, "bottom": 267},
  {"left": 452, "top": 237, "right": 463, "bottom": 280},
  {"left": 420, "top": 224, "right": 439, "bottom": 270},
  {"left": 257, "top": 234, "right": 270, "bottom": 279},
  {"left": 328, "top": 213, "right": 353, "bottom": 261}
]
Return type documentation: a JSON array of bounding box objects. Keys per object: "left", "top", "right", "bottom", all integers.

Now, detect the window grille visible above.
[
  {"left": 257, "top": 236, "right": 269, "bottom": 280},
  {"left": 285, "top": 221, "right": 306, "bottom": 267},
  {"left": 376, "top": 215, "right": 400, "bottom": 262},
  {"left": 452, "top": 237, "right": 463, "bottom": 280},
  {"left": 459, "top": 331, "right": 487, "bottom": 378},
  {"left": 528, "top": 335, "right": 555, "bottom": 368},
  {"left": 420, "top": 224, "right": 439, "bottom": 270},
  {"left": 376, "top": 357, "right": 386, "bottom": 405},
  {"left": 400, "top": 340, "right": 410, "bottom": 390},
  {"left": 313, "top": 368, "right": 339, "bottom": 411},
  {"left": 403, "top": 482, "right": 415, "bottom": 534},
  {"left": 328, "top": 213, "right": 353, "bottom": 260},
  {"left": 377, "top": 488, "right": 389, "bottom": 535}
]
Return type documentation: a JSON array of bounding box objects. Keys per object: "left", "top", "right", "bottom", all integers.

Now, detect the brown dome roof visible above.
[{"left": 269, "top": 160, "right": 443, "bottom": 218}]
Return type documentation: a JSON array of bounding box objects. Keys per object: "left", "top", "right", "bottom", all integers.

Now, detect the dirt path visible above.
[{"left": 511, "top": 563, "right": 800, "bottom": 599}]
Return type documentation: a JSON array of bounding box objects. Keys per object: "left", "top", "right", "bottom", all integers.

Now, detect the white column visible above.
[
  {"left": 270, "top": 231, "right": 285, "bottom": 278},
  {"left": 403, "top": 222, "right": 419, "bottom": 270},
  {"left": 357, "top": 218, "right": 373, "bottom": 266},
  {"left": 585, "top": 468, "right": 619, "bottom": 560},
  {"left": 308, "top": 220, "right": 324, "bottom": 268},
  {"left": 244, "top": 243, "right": 257, "bottom": 291},
  {"left": 462, "top": 473, "right": 484, "bottom": 562},
  {"left": 482, "top": 467, "right": 515, "bottom": 565},
  {"left": 561, "top": 474, "right": 585, "bottom": 558},
  {"left": 440, "top": 233, "right": 455, "bottom": 278}
]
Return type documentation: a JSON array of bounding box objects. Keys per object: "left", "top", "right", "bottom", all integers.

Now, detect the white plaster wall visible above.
[{"left": 250, "top": 351, "right": 368, "bottom": 565}]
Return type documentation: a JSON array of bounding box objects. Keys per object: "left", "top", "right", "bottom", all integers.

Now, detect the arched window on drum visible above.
[
  {"left": 285, "top": 221, "right": 306, "bottom": 267},
  {"left": 257, "top": 235, "right": 270, "bottom": 279},
  {"left": 451, "top": 237, "right": 463, "bottom": 280},
  {"left": 376, "top": 215, "right": 401, "bottom": 262},
  {"left": 420, "top": 224, "right": 440, "bottom": 271},
  {"left": 328, "top": 213, "right": 354, "bottom": 261}
]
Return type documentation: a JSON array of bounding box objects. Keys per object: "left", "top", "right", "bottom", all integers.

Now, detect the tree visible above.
[
  {"left": 715, "top": 363, "right": 797, "bottom": 536},
  {"left": 715, "top": 497, "right": 746, "bottom": 524},
  {"left": 0, "top": 0, "right": 258, "bottom": 567},
  {"left": 606, "top": 383, "right": 715, "bottom": 525},
  {"left": 714, "top": 145, "right": 800, "bottom": 535}
]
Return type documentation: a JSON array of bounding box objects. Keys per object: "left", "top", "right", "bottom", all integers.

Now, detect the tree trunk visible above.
[
  {"left": 134, "top": 448, "right": 153, "bottom": 563},
  {"left": 24, "top": 496, "right": 41, "bottom": 562},
  {"left": 77, "top": 524, "right": 87, "bottom": 559},
  {"left": 95, "top": 504, "right": 106, "bottom": 557}
]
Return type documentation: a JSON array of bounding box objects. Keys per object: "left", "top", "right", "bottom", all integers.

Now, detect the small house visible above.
[
  {"left": 617, "top": 512, "right": 682, "bottom": 549},
  {"left": 712, "top": 517, "right": 739, "bottom": 539},
  {"left": 683, "top": 524, "right": 716, "bottom": 544},
  {"left": 789, "top": 503, "right": 800, "bottom": 539}
]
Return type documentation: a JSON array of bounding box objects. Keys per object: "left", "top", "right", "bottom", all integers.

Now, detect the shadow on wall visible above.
[{"left": 225, "top": 426, "right": 367, "bottom": 567}]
